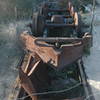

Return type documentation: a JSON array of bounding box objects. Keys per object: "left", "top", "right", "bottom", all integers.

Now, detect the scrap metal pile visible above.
[{"left": 12, "top": 1, "right": 93, "bottom": 100}]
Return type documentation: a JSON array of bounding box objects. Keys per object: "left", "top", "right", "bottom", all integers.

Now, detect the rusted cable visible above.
[{"left": 17, "top": 82, "right": 82, "bottom": 100}]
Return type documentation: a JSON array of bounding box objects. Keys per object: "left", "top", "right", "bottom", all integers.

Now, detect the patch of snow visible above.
[
  {"left": 0, "top": 20, "right": 30, "bottom": 100},
  {"left": 84, "top": 6, "right": 100, "bottom": 100}
]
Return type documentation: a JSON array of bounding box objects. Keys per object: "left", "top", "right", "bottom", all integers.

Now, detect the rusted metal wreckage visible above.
[{"left": 11, "top": 1, "right": 93, "bottom": 100}]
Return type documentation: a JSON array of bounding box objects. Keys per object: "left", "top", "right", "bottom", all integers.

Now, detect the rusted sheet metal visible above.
[
  {"left": 74, "top": 12, "right": 78, "bottom": 26},
  {"left": 23, "top": 53, "right": 40, "bottom": 74},
  {"left": 20, "top": 33, "right": 84, "bottom": 68},
  {"left": 19, "top": 67, "right": 37, "bottom": 100}
]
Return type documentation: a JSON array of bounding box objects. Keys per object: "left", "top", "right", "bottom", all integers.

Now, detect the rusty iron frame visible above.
[{"left": 16, "top": 1, "right": 93, "bottom": 100}]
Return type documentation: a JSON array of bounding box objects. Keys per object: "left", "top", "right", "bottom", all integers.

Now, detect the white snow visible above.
[
  {"left": 84, "top": 5, "right": 100, "bottom": 100},
  {"left": 0, "top": 20, "right": 31, "bottom": 100}
]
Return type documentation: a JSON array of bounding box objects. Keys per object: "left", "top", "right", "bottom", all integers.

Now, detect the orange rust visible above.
[
  {"left": 20, "top": 33, "right": 91, "bottom": 69},
  {"left": 21, "top": 33, "right": 83, "bottom": 68},
  {"left": 19, "top": 68, "right": 37, "bottom": 100},
  {"left": 17, "top": 1, "right": 93, "bottom": 100}
]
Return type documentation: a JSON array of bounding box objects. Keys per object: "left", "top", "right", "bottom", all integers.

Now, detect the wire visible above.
[{"left": 17, "top": 82, "right": 82, "bottom": 100}]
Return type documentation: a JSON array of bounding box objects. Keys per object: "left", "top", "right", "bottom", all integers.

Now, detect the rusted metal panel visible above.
[
  {"left": 19, "top": 67, "right": 37, "bottom": 100},
  {"left": 20, "top": 33, "right": 84, "bottom": 68}
]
